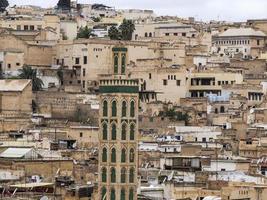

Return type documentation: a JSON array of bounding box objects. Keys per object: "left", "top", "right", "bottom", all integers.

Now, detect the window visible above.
[
  {"left": 176, "top": 80, "right": 181, "bottom": 86},
  {"left": 102, "top": 123, "right": 108, "bottom": 140},
  {"left": 111, "top": 124, "right": 117, "bottom": 140},
  {"left": 174, "top": 33, "right": 178, "bottom": 36},
  {"left": 102, "top": 167, "right": 107, "bottom": 182},
  {"left": 114, "top": 54, "right": 119, "bottom": 74},
  {"left": 121, "top": 123, "right": 127, "bottom": 140},
  {"left": 83, "top": 68, "right": 86, "bottom": 77},
  {"left": 130, "top": 124, "right": 135, "bottom": 140},
  {"left": 182, "top": 32, "right": 186, "bottom": 37},
  {"left": 163, "top": 79, "right": 167, "bottom": 86},
  {"left": 102, "top": 148, "right": 107, "bottom": 162},
  {"left": 30, "top": 25, "right": 34, "bottom": 30},
  {"left": 111, "top": 148, "right": 116, "bottom": 162},
  {"left": 111, "top": 167, "right": 116, "bottom": 183},
  {"left": 82, "top": 81, "right": 85, "bottom": 88},
  {"left": 121, "top": 148, "right": 126, "bottom": 162},
  {"left": 120, "top": 188, "right": 126, "bottom": 200},
  {"left": 103, "top": 100, "right": 108, "bottom": 117},
  {"left": 145, "top": 32, "right": 148, "bottom": 37},
  {"left": 121, "top": 168, "right": 126, "bottom": 183},
  {"left": 111, "top": 188, "right": 116, "bottom": 200},
  {"left": 7, "top": 64, "right": 11, "bottom": 69},
  {"left": 24, "top": 25, "right": 29, "bottom": 30},
  {"left": 130, "top": 101, "right": 135, "bottom": 117},
  {"left": 129, "top": 148, "right": 135, "bottom": 163},
  {"left": 101, "top": 187, "right": 107, "bottom": 200},
  {"left": 149, "top": 73, "right": 152, "bottom": 79},
  {"left": 16, "top": 63, "right": 20, "bottom": 66},
  {"left": 129, "top": 168, "right": 134, "bottom": 183},
  {"left": 75, "top": 57, "right": 80, "bottom": 65},
  {"left": 17, "top": 25, "right": 21, "bottom": 30},
  {"left": 257, "top": 40, "right": 260, "bottom": 46},
  {"left": 121, "top": 54, "right": 126, "bottom": 74},
  {"left": 129, "top": 188, "right": 134, "bottom": 200},
  {"left": 112, "top": 101, "right": 117, "bottom": 117},
  {"left": 220, "top": 106, "right": 225, "bottom": 113},
  {"left": 165, "top": 33, "right": 170, "bottom": 36},
  {"left": 122, "top": 101, "right": 127, "bottom": 117},
  {"left": 149, "top": 32, "right": 152, "bottom": 37},
  {"left": 83, "top": 56, "right": 87, "bottom": 64},
  {"left": 80, "top": 132, "right": 83, "bottom": 138}
]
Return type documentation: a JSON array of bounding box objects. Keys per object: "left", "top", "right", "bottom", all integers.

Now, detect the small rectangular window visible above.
[
  {"left": 83, "top": 68, "right": 86, "bottom": 77},
  {"left": 16, "top": 63, "right": 20, "bottom": 66},
  {"left": 75, "top": 58, "right": 80, "bottom": 65},
  {"left": 163, "top": 79, "right": 168, "bottom": 86},
  {"left": 149, "top": 73, "right": 152, "bottom": 79},
  {"left": 30, "top": 25, "right": 34, "bottom": 30},
  {"left": 82, "top": 80, "right": 85, "bottom": 88},
  {"left": 176, "top": 80, "right": 181, "bottom": 86},
  {"left": 165, "top": 33, "right": 170, "bottom": 36},
  {"left": 182, "top": 33, "right": 186, "bottom": 37},
  {"left": 17, "top": 25, "right": 21, "bottom": 30},
  {"left": 24, "top": 25, "right": 29, "bottom": 30},
  {"left": 8, "top": 64, "right": 11, "bottom": 69},
  {"left": 80, "top": 132, "right": 83, "bottom": 137},
  {"left": 83, "top": 56, "right": 87, "bottom": 64}
]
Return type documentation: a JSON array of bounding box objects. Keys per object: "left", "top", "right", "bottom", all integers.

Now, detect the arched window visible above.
[
  {"left": 103, "top": 100, "right": 108, "bottom": 117},
  {"left": 112, "top": 101, "right": 117, "bottom": 117},
  {"left": 220, "top": 106, "right": 225, "bottom": 113},
  {"left": 111, "top": 124, "right": 116, "bottom": 140},
  {"left": 102, "top": 167, "right": 107, "bottom": 182},
  {"left": 121, "top": 168, "right": 126, "bottom": 183},
  {"left": 129, "top": 168, "right": 134, "bottom": 183},
  {"left": 121, "top": 123, "right": 127, "bottom": 140},
  {"left": 145, "top": 32, "right": 148, "bottom": 37},
  {"left": 102, "top": 148, "right": 107, "bottom": 162},
  {"left": 111, "top": 148, "right": 116, "bottom": 163},
  {"left": 114, "top": 54, "right": 118, "bottom": 74},
  {"left": 102, "top": 123, "right": 108, "bottom": 140},
  {"left": 149, "top": 32, "right": 152, "bottom": 37},
  {"left": 111, "top": 188, "right": 116, "bottom": 200},
  {"left": 130, "top": 101, "right": 135, "bottom": 117},
  {"left": 130, "top": 124, "right": 135, "bottom": 140},
  {"left": 215, "top": 108, "right": 218, "bottom": 114},
  {"left": 129, "top": 148, "right": 135, "bottom": 163},
  {"left": 121, "top": 54, "right": 126, "bottom": 74},
  {"left": 101, "top": 187, "right": 107, "bottom": 200},
  {"left": 121, "top": 148, "right": 126, "bottom": 163},
  {"left": 111, "top": 167, "right": 116, "bottom": 183},
  {"left": 120, "top": 188, "right": 126, "bottom": 200},
  {"left": 129, "top": 188, "right": 134, "bottom": 200},
  {"left": 122, "top": 101, "right": 127, "bottom": 117}
]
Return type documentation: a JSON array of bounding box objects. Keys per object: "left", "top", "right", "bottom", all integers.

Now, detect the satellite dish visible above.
[{"left": 40, "top": 196, "right": 49, "bottom": 200}]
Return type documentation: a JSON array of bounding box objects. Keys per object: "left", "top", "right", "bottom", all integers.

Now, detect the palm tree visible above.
[
  {"left": 18, "top": 66, "right": 44, "bottom": 91},
  {"left": 119, "top": 19, "right": 135, "bottom": 40}
]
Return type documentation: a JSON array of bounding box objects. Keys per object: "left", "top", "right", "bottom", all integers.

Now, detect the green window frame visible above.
[
  {"left": 102, "top": 123, "right": 108, "bottom": 140},
  {"left": 130, "top": 100, "right": 135, "bottom": 117},
  {"left": 122, "top": 101, "right": 127, "bottom": 117},
  {"left": 111, "top": 148, "right": 116, "bottom": 163},
  {"left": 121, "top": 54, "right": 126, "bottom": 74},
  {"left": 103, "top": 100, "right": 108, "bottom": 117},
  {"left": 121, "top": 148, "right": 126, "bottom": 163},
  {"left": 102, "top": 148, "right": 107, "bottom": 162},
  {"left": 114, "top": 54, "right": 119, "bottom": 74},
  {"left": 101, "top": 187, "right": 107, "bottom": 200},
  {"left": 121, "top": 123, "right": 127, "bottom": 140},
  {"left": 129, "top": 167, "right": 134, "bottom": 183},
  {"left": 112, "top": 101, "right": 117, "bottom": 117},
  {"left": 129, "top": 148, "right": 135, "bottom": 163},
  {"left": 121, "top": 167, "right": 126, "bottom": 183},
  {"left": 111, "top": 124, "right": 116, "bottom": 140},
  {"left": 111, "top": 167, "right": 116, "bottom": 183},
  {"left": 111, "top": 188, "right": 116, "bottom": 200},
  {"left": 129, "top": 188, "right": 134, "bottom": 200},
  {"left": 102, "top": 167, "right": 107, "bottom": 182},
  {"left": 120, "top": 188, "right": 126, "bottom": 200},
  {"left": 130, "top": 124, "right": 135, "bottom": 140}
]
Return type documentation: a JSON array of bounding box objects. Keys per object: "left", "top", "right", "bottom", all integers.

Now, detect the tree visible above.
[
  {"left": 108, "top": 25, "right": 121, "bottom": 40},
  {"left": 57, "top": 0, "right": 70, "bottom": 11},
  {"left": 0, "top": 0, "right": 9, "bottom": 12},
  {"left": 77, "top": 26, "right": 96, "bottom": 39},
  {"left": 18, "top": 66, "right": 44, "bottom": 91},
  {"left": 119, "top": 19, "right": 135, "bottom": 40}
]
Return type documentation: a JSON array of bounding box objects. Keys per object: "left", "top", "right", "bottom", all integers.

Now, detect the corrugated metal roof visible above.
[
  {"left": 0, "top": 79, "right": 31, "bottom": 92},
  {"left": 0, "top": 148, "right": 33, "bottom": 158}
]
